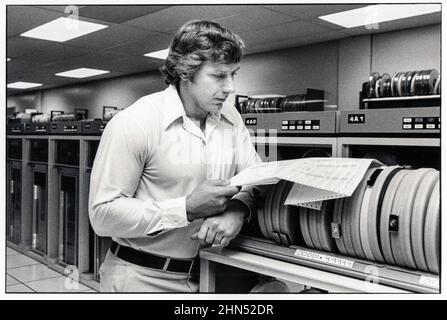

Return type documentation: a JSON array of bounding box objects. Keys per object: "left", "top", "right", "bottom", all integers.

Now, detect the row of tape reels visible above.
[
  {"left": 362, "top": 69, "right": 440, "bottom": 99},
  {"left": 256, "top": 165, "right": 440, "bottom": 275}
]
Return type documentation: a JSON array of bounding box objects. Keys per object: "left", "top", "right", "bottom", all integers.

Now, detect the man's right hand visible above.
[{"left": 186, "top": 179, "right": 240, "bottom": 221}]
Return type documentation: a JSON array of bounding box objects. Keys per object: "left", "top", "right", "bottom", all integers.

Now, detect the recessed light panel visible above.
[
  {"left": 55, "top": 67, "right": 110, "bottom": 78},
  {"left": 144, "top": 48, "right": 169, "bottom": 60},
  {"left": 7, "top": 81, "right": 43, "bottom": 89},
  {"left": 319, "top": 4, "right": 441, "bottom": 28},
  {"left": 21, "top": 17, "right": 108, "bottom": 42}
]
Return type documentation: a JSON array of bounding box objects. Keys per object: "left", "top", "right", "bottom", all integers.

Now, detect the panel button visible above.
[
  {"left": 414, "top": 124, "right": 423, "bottom": 129},
  {"left": 297, "top": 125, "right": 304, "bottom": 130},
  {"left": 403, "top": 124, "right": 412, "bottom": 129},
  {"left": 304, "top": 125, "right": 311, "bottom": 130},
  {"left": 282, "top": 120, "right": 288, "bottom": 125},
  {"left": 289, "top": 125, "right": 296, "bottom": 130},
  {"left": 312, "top": 125, "right": 320, "bottom": 130},
  {"left": 281, "top": 126, "right": 288, "bottom": 130},
  {"left": 426, "top": 124, "right": 436, "bottom": 129},
  {"left": 403, "top": 118, "right": 412, "bottom": 123},
  {"left": 305, "top": 120, "right": 312, "bottom": 125}
]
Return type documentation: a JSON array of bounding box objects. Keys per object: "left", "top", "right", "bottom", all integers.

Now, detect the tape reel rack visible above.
[{"left": 227, "top": 82, "right": 440, "bottom": 293}]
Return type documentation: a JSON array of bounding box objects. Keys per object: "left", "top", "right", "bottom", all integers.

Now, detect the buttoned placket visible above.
[{"left": 181, "top": 114, "right": 221, "bottom": 180}]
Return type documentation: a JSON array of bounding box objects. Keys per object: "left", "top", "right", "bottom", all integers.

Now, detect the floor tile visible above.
[
  {"left": 82, "top": 289, "right": 98, "bottom": 293},
  {"left": 6, "top": 283, "right": 35, "bottom": 293},
  {"left": 7, "top": 247, "right": 21, "bottom": 256},
  {"left": 8, "top": 264, "right": 61, "bottom": 283},
  {"left": 6, "top": 275, "right": 20, "bottom": 286},
  {"left": 7, "top": 254, "right": 42, "bottom": 269},
  {"left": 26, "top": 276, "right": 91, "bottom": 293}
]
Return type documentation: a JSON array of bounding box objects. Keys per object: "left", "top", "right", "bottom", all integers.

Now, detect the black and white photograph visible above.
[{"left": 3, "top": 1, "right": 443, "bottom": 299}]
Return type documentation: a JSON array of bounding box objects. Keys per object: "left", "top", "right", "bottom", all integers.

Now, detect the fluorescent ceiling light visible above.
[
  {"left": 7, "top": 81, "right": 43, "bottom": 89},
  {"left": 55, "top": 67, "right": 110, "bottom": 78},
  {"left": 319, "top": 4, "right": 441, "bottom": 28},
  {"left": 21, "top": 17, "right": 108, "bottom": 42},
  {"left": 144, "top": 48, "right": 169, "bottom": 60}
]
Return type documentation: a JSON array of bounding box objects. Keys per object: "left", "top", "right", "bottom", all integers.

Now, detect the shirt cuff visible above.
[
  {"left": 157, "top": 196, "right": 190, "bottom": 229},
  {"left": 232, "top": 188, "right": 255, "bottom": 223}
]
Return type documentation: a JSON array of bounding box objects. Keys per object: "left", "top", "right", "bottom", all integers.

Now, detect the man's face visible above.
[{"left": 183, "top": 61, "right": 240, "bottom": 116}]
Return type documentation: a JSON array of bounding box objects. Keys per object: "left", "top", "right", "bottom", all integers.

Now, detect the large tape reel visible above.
[
  {"left": 300, "top": 207, "right": 315, "bottom": 249},
  {"left": 257, "top": 184, "right": 275, "bottom": 240},
  {"left": 265, "top": 182, "right": 280, "bottom": 242},
  {"left": 365, "top": 166, "right": 402, "bottom": 263},
  {"left": 340, "top": 193, "right": 356, "bottom": 257},
  {"left": 390, "top": 169, "right": 431, "bottom": 269},
  {"left": 332, "top": 198, "right": 347, "bottom": 255},
  {"left": 424, "top": 179, "right": 440, "bottom": 274},
  {"left": 308, "top": 205, "right": 322, "bottom": 250},
  {"left": 278, "top": 182, "right": 303, "bottom": 246},
  {"left": 379, "top": 169, "right": 410, "bottom": 265},
  {"left": 315, "top": 201, "right": 337, "bottom": 252},
  {"left": 347, "top": 167, "right": 378, "bottom": 259},
  {"left": 411, "top": 170, "right": 438, "bottom": 272}
]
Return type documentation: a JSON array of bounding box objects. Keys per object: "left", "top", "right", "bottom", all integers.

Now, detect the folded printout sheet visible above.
[{"left": 230, "top": 157, "right": 383, "bottom": 210}]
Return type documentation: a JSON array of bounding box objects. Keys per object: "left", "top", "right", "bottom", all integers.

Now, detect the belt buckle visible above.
[{"left": 162, "top": 257, "right": 171, "bottom": 272}]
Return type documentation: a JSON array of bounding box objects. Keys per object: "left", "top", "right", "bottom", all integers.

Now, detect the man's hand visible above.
[
  {"left": 186, "top": 179, "right": 240, "bottom": 221},
  {"left": 190, "top": 200, "right": 248, "bottom": 246}
]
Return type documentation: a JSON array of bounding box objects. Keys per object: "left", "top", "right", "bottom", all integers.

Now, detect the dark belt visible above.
[{"left": 110, "top": 241, "right": 199, "bottom": 275}]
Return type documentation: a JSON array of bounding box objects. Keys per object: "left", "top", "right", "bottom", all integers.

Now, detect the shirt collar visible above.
[{"left": 163, "top": 85, "right": 235, "bottom": 130}]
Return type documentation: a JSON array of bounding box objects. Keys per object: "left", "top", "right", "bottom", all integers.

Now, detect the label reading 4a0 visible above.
[
  {"left": 348, "top": 114, "right": 365, "bottom": 124},
  {"left": 245, "top": 118, "right": 257, "bottom": 126}
]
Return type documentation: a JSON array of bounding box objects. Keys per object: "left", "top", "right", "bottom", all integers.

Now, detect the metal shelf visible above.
[
  {"left": 199, "top": 246, "right": 411, "bottom": 293},
  {"left": 363, "top": 95, "right": 440, "bottom": 102},
  {"left": 199, "top": 236, "right": 439, "bottom": 293}
]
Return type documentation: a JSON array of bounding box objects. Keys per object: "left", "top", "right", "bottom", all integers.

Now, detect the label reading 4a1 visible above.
[
  {"left": 245, "top": 118, "right": 257, "bottom": 126},
  {"left": 348, "top": 114, "right": 365, "bottom": 124}
]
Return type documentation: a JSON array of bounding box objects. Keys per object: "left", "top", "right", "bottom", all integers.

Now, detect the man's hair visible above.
[{"left": 160, "top": 20, "right": 245, "bottom": 86}]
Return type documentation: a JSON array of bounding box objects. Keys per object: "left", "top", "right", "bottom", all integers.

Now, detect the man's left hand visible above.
[{"left": 190, "top": 200, "right": 248, "bottom": 247}]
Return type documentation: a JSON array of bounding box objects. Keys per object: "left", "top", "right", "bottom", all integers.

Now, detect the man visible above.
[{"left": 89, "top": 20, "right": 261, "bottom": 292}]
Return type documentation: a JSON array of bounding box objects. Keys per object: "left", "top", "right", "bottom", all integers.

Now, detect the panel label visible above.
[
  {"left": 348, "top": 114, "right": 365, "bottom": 124},
  {"left": 294, "top": 249, "right": 355, "bottom": 268},
  {"left": 244, "top": 117, "right": 257, "bottom": 126}
]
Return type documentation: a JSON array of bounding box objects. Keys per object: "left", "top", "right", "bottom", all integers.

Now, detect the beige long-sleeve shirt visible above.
[{"left": 88, "top": 85, "right": 261, "bottom": 258}]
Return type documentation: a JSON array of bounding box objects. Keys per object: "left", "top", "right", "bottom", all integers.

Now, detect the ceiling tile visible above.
[
  {"left": 263, "top": 4, "right": 367, "bottom": 19},
  {"left": 106, "top": 32, "right": 173, "bottom": 56},
  {"left": 246, "top": 30, "right": 349, "bottom": 55},
  {"left": 7, "top": 59, "right": 41, "bottom": 75},
  {"left": 79, "top": 5, "right": 170, "bottom": 23},
  {"left": 66, "top": 24, "right": 150, "bottom": 50},
  {"left": 34, "top": 5, "right": 87, "bottom": 13},
  {"left": 213, "top": 7, "right": 296, "bottom": 34},
  {"left": 343, "top": 12, "right": 441, "bottom": 37},
  {"left": 241, "top": 20, "right": 332, "bottom": 49},
  {"left": 27, "top": 50, "right": 129, "bottom": 75},
  {"left": 7, "top": 6, "right": 64, "bottom": 37},
  {"left": 123, "top": 5, "right": 253, "bottom": 33},
  {"left": 7, "top": 36, "right": 53, "bottom": 58},
  {"left": 17, "top": 43, "right": 90, "bottom": 66},
  {"left": 105, "top": 56, "right": 163, "bottom": 74}
]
